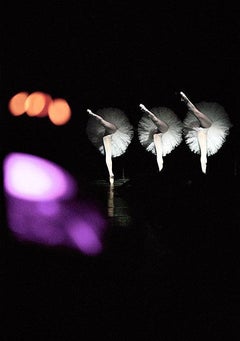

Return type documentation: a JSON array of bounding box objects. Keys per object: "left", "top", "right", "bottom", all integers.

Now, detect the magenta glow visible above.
[
  {"left": 3, "top": 153, "right": 108, "bottom": 256},
  {"left": 3, "top": 152, "right": 77, "bottom": 201}
]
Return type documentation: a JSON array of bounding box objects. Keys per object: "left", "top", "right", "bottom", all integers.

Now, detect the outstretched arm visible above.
[
  {"left": 87, "top": 109, "right": 117, "bottom": 134},
  {"left": 180, "top": 92, "right": 212, "bottom": 128},
  {"left": 139, "top": 104, "right": 169, "bottom": 133}
]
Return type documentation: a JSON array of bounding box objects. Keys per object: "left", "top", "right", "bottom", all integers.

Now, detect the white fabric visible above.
[
  {"left": 86, "top": 108, "right": 134, "bottom": 157},
  {"left": 138, "top": 107, "right": 183, "bottom": 156},
  {"left": 183, "top": 101, "right": 232, "bottom": 156}
]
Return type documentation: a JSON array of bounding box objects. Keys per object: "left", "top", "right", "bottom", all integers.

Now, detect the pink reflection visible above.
[
  {"left": 3, "top": 153, "right": 77, "bottom": 201},
  {"left": 67, "top": 220, "right": 103, "bottom": 256},
  {"left": 6, "top": 197, "right": 66, "bottom": 246},
  {"left": 65, "top": 201, "right": 106, "bottom": 255},
  {"left": 3, "top": 153, "right": 107, "bottom": 256}
]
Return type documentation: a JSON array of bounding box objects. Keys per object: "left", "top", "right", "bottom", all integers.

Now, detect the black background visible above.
[{"left": 2, "top": 1, "right": 240, "bottom": 339}]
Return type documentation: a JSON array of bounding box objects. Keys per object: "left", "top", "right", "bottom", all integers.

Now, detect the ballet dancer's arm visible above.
[
  {"left": 87, "top": 109, "right": 117, "bottom": 134},
  {"left": 180, "top": 92, "right": 212, "bottom": 128},
  {"left": 139, "top": 104, "right": 169, "bottom": 133}
]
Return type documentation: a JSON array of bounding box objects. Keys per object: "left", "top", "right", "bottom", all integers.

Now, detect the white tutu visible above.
[
  {"left": 138, "top": 107, "right": 183, "bottom": 156},
  {"left": 86, "top": 107, "right": 134, "bottom": 157},
  {"left": 183, "top": 101, "right": 232, "bottom": 156}
]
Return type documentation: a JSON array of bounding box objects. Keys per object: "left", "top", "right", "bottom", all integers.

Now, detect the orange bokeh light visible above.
[
  {"left": 25, "top": 91, "right": 52, "bottom": 117},
  {"left": 8, "top": 92, "right": 29, "bottom": 116},
  {"left": 48, "top": 98, "right": 72, "bottom": 125}
]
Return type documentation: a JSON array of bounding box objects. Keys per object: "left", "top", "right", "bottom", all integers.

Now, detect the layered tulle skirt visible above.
[
  {"left": 138, "top": 107, "right": 183, "bottom": 156},
  {"left": 183, "top": 102, "right": 232, "bottom": 156},
  {"left": 86, "top": 108, "right": 134, "bottom": 157}
]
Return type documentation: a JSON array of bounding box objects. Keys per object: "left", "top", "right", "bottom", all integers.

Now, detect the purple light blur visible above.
[
  {"left": 3, "top": 152, "right": 77, "bottom": 201},
  {"left": 3, "top": 152, "right": 108, "bottom": 256},
  {"left": 67, "top": 220, "right": 103, "bottom": 255}
]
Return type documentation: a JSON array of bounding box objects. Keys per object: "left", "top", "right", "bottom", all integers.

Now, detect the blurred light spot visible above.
[
  {"left": 8, "top": 92, "right": 29, "bottom": 116},
  {"left": 3, "top": 152, "right": 77, "bottom": 201},
  {"left": 3, "top": 153, "right": 108, "bottom": 256},
  {"left": 67, "top": 220, "right": 103, "bottom": 255},
  {"left": 25, "top": 91, "right": 52, "bottom": 117},
  {"left": 36, "top": 201, "right": 61, "bottom": 217},
  {"left": 36, "top": 93, "right": 52, "bottom": 117},
  {"left": 48, "top": 98, "right": 71, "bottom": 125},
  {"left": 5, "top": 198, "right": 66, "bottom": 246}
]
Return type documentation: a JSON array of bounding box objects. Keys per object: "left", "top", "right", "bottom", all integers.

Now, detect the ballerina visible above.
[
  {"left": 180, "top": 91, "right": 232, "bottom": 174},
  {"left": 138, "top": 104, "right": 183, "bottom": 171},
  {"left": 86, "top": 107, "right": 134, "bottom": 186}
]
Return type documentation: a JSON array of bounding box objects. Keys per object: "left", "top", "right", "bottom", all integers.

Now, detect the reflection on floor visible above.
[{"left": 89, "top": 178, "right": 132, "bottom": 228}]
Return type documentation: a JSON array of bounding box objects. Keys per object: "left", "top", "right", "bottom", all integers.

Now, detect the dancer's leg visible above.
[
  {"left": 153, "top": 133, "right": 164, "bottom": 172},
  {"left": 197, "top": 129, "right": 208, "bottom": 174},
  {"left": 87, "top": 109, "right": 117, "bottom": 134},
  {"left": 180, "top": 92, "right": 212, "bottom": 128},
  {"left": 140, "top": 104, "right": 169, "bottom": 133},
  {"left": 103, "top": 135, "right": 114, "bottom": 185}
]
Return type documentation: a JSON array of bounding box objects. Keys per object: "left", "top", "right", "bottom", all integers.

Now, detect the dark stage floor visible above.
[{"left": 2, "top": 167, "right": 240, "bottom": 339}]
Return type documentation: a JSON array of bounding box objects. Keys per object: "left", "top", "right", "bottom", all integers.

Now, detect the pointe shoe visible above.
[{"left": 109, "top": 175, "right": 114, "bottom": 185}]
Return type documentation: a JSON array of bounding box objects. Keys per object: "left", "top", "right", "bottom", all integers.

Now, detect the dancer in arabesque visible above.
[
  {"left": 180, "top": 91, "right": 232, "bottom": 174},
  {"left": 86, "top": 107, "right": 134, "bottom": 186},
  {"left": 138, "top": 103, "right": 183, "bottom": 171}
]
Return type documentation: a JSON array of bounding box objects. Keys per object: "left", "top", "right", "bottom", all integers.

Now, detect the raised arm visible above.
[
  {"left": 180, "top": 92, "right": 212, "bottom": 128},
  {"left": 139, "top": 104, "right": 169, "bottom": 133},
  {"left": 87, "top": 109, "right": 117, "bottom": 134}
]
